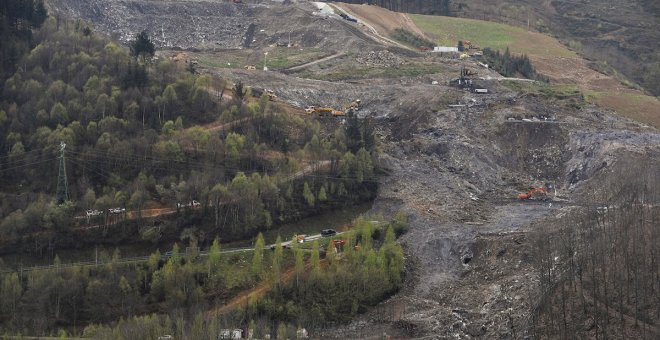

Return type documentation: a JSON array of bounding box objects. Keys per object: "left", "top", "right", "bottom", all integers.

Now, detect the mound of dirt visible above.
[{"left": 355, "top": 50, "right": 404, "bottom": 67}]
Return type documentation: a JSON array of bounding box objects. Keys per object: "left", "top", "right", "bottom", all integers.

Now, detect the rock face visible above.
[
  {"left": 48, "top": 0, "right": 262, "bottom": 49},
  {"left": 334, "top": 0, "right": 450, "bottom": 15},
  {"left": 47, "top": 0, "right": 375, "bottom": 51}
]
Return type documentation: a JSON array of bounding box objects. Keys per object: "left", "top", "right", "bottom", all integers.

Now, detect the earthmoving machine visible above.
[
  {"left": 251, "top": 87, "right": 277, "bottom": 101},
  {"left": 331, "top": 239, "right": 347, "bottom": 253},
  {"left": 265, "top": 89, "right": 277, "bottom": 101},
  {"left": 463, "top": 40, "right": 480, "bottom": 50},
  {"left": 244, "top": 64, "right": 256, "bottom": 70},
  {"left": 305, "top": 99, "right": 359, "bottom": 117},
  {"left": 518, "top": 187, "right": 547, "bottom": 200},
  {"left": 344, "top": 99, "right": 361, "bottom": 114},
  {"left": 305, "top": 106, "right": 335, "bottom": 116},
  {"left": 304, "top": 106, "right": 317, "bottom": 114}
]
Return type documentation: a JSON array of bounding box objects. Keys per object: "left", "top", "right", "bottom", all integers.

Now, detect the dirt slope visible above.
[{"left": 336, "top": 3, "right": 432, "bottom": 41}]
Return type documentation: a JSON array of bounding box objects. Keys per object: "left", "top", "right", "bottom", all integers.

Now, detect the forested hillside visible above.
[
  {"left": 0, "top": 14, "right": 379, "bottom": 255},
  {"left": 0, "top": 0, "right": 397, "bottom": 337}
]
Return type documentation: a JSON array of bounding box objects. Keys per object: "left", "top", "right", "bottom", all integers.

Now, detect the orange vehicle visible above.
[
  {"left": 331, "top": 239, "right": 346, "bottom": 252},
  {"left": 518, "top": 187, "right": 548, "bottom": 200}
]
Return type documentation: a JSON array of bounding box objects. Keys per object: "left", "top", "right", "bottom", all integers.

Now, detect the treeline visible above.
[
  {"left": 390, "top": 28, "right": 434, "bottom": 49},
  {"left": 0, "top": 12, "right": 379, "bottom": 251},
  {"left": 482, "top": 47, "right": 546, "bottom": 80},
  {"left": 0, "top": 215, "right": 408, "bottom": 337},
  {"left": 250, "top": 214, "right": 407, "bottom": 330},
  {"left": 531, "top": 174, "right": 659, "bottom": 338},
  {"left": 0, "top": 237, "right": 272, "bottom": 335}
]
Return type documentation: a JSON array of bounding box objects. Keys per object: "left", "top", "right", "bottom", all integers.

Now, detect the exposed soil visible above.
[
  {"left": 451, "top": 0, "right": 660, "bottom": 96},
  {"left": 336, "top": 3, "right": 432, "bottom": 41},
  {"left": 48, "top": 0, "right": 660, "bottom": 338}
]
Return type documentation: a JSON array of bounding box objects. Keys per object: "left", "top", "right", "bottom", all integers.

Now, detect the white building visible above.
[{"left": 433, "top": 46, "right": 459, "bottom": 52}]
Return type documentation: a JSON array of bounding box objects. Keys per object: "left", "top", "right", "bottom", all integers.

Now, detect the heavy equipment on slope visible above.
[
  {"left": 305, "top": 99, "right": 359, "bottom": 117},
  {"left": 518, "top": 187, "right": 548, "bottom": 200}
]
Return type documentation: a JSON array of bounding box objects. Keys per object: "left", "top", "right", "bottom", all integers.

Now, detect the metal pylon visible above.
[{"left": 56, "top": 141, "right": 69, "bottom": 204}]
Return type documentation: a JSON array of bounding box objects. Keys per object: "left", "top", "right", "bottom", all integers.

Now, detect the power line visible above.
[
  {"left": 0, "top": 157, "right": 57, "bottom": 173},
  {"left": 56, "top": 142, "right": 69, "bottom": 204}
]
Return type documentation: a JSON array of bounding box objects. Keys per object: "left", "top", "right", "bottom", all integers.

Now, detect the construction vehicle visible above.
[
  {"left": 463, "top": 40, "right": 480, "bottom": 50},
  {"left": 305, "top": 100, "right": 359, "bottom": 117},
  {"left": 346, "top": 99, "right": 361, "bottom": 111},
  {"left": 450, "top": 67, "right": 474, "bottom": 89},
  {"left": 244, "top": 64, "right": 256, "bottom": 70},
  {"left": 294, "top": 234, "right": 306, "bottom": 243},
  {"left": 265, "top": 89, "right": 277, "bottom": 101},
  {"left": 518, "top": 186, "right": 548, "bottom": 200},
  {"left": 341, "top": 99, "right": 361, "bottom": 115},
  {"left": 331, "top": 239, "right": 346, "bottom": 252},
  {"left": 308, "top": 107, "right": 334, "bottom": 116},
  {"left": 304, "top": 106, "right": 317, "bottom": 114}
]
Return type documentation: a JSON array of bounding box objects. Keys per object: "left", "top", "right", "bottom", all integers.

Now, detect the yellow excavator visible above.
[{"left": 305, "top": 99, "right": 360, "bottom": 117}]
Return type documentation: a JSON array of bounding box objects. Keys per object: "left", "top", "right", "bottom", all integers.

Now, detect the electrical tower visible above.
[{"left": 56, "top": 141, "right": 69, "bottom": 204}]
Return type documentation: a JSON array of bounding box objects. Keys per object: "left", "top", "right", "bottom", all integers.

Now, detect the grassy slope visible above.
[
  {"left": 410, "top": 14, "right": 576, "bottom": 58},
  {"left": 409, "top": 14, "right": 660, "bottom": 128}
]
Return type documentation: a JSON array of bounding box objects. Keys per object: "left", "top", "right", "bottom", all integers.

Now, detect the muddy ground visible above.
[{"left": 49, "top": 0, "right": 660, "bottom": 338}]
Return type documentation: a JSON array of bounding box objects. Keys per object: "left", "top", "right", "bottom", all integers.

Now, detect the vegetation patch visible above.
[
  {"left": 410, "top": 14, "right": 576, "bottom": 58},
  {"left": 390, "top": 28, "right": 434, "bottom": 49},
  {"left": 250, "top": 214, "right": 408, "bottom": 327},
  {"left": 586, "top": 91, "right": 660, "bottom": 129},
  {"left": 481, "top": 47, "right": 546, "bottom": 80}
]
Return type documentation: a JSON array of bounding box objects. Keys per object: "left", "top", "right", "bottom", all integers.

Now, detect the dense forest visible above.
[
  {"left": 0, "top": 216, "right": 407, "bottom": 337},
  {"left": 0, "top": 7, "right": 379, "bottom": 258}
]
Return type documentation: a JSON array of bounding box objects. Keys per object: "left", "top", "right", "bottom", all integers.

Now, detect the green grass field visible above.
[
  {"left": 587, "top": 92, "right": 660, "bottom": 128},
  {"left": 410, "top": 14, "right": 576, "bottom": 58}
]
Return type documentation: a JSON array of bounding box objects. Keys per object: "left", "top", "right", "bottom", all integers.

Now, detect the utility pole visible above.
[
  {"left": 263, "top": 52, "right": 268, "bottom": 71},
  {"left": 56, "top": 141, "right": 69, "bottom": 204}
]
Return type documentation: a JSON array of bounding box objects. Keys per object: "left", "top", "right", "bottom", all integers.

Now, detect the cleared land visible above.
[{"left": 345, "top": 7, "right": 659, "bottom": 128}]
